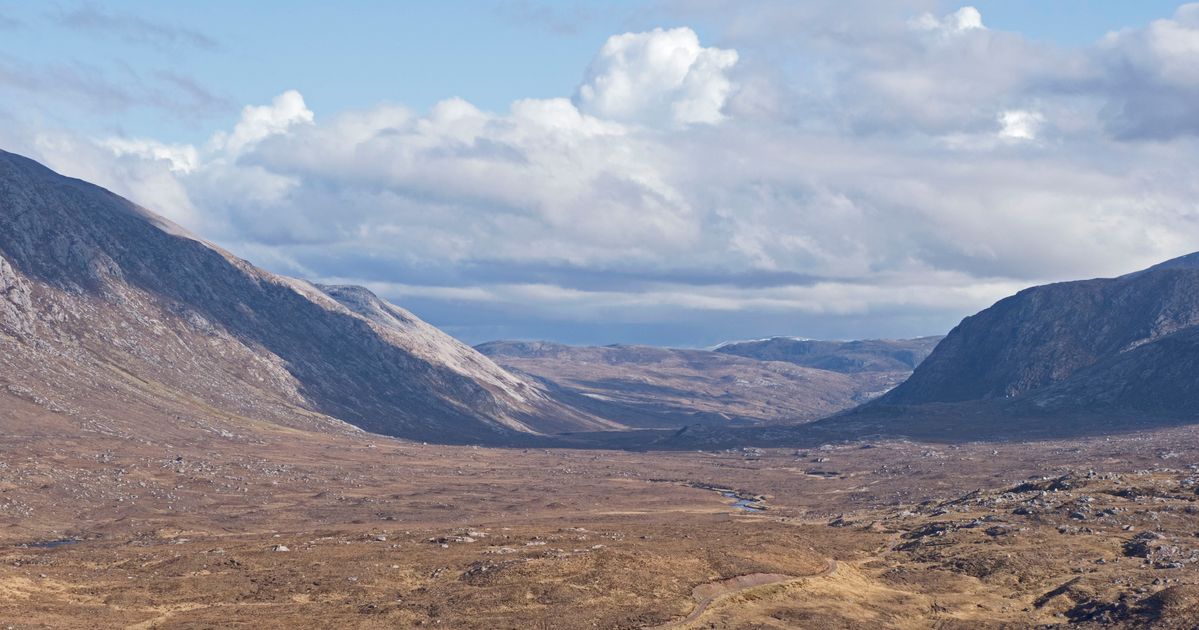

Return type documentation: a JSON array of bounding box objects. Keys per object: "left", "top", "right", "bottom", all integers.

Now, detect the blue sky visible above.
[
  {"left": 3, "top": 1, "right": 656, "bottom": 141},
  {"left": 3, "top": 1, "right": 1199, "bottom": 346},
  {"left": 1, "top": 1, "right": 1186, "bottom": 140},
  {"left": 972, "top": 1, "right": 1185, "bottom": 44}
]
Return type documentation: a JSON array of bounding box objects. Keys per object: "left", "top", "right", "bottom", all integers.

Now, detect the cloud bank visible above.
[{"left": 8, "top": 4, "right": 1199, "bottom": 345}]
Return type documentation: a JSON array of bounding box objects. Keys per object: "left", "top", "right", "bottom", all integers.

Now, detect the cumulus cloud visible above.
[
  {"left": 1094, "top": 3, "right": 1199, "bottom": 139},
  {"left": 14, "top": 9, "right": 1199, "bottom": 344},
  {"left": 910, "top": 6, "right": 984, "bottom": 35},
  {"left": 574, "top": 27, "right": 738, "bottom": 127},
  {"left": 210, "top": 90, "right": 314, "bottom": 156},
  {"left": 726, "top": 2, "right": 1073, "bottom": 138}
]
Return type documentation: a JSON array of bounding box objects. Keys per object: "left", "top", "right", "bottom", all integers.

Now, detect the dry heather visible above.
[{"left": 6, "top": 395, "right": 1199, "bottom": 628}]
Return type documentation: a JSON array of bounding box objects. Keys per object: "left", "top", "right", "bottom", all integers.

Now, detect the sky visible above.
[{"left": 2, "top": 1, "right": 1199, "bottom": 347}]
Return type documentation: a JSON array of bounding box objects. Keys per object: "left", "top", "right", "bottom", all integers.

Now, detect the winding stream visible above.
[{"left": 718, "top": 491, "right": 766, "bottom": 512}]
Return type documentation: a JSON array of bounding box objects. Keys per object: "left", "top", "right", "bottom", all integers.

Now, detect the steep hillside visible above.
[
  {"left": 476, "top": 340, "right": 908, "bottom": 427},
  {"left": 877, "top": 262, "right": 1199, "bottom": 406},
  {"left": 1022, "top": 325, "right": 1199, "bottom": 417},
  {"left": 795, "top": 254, "right": 1199, "bottom": 440},
  {"left": 715, "top": 336, "right": 943, "bottom": 374},
  {"left": 0, "top": 149, "right": 612, "bottom": 444}
]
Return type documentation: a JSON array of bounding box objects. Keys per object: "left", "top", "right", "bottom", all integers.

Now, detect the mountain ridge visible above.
[
  {"left": 875, "top": 264, "right": 1199, "bottom": 406},
  {"left": 0, "top": 149, "right": 611, "bottom": 444},
  {"left": 788, "top": 253, "right": 1199, "bottom": 441},
  {"left": 714, "top": 335, "right": 944, "bottom": 374}
]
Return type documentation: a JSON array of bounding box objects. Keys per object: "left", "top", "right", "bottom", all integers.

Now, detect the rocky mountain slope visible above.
[
  {"left": 830, "top": 254, "right": 1199, "bottom": 438},
  {"left": 714, "top": 336, "right": 943, "bottom": 373},
  {"left": 0, "top": 149, "right": 614, "bottom": 444},
  {"left": 476, "top": 340, "right": 912, "bottom": 427},
  {"left": 876, "top": 257, "right": 1199, "bottom": 406}
]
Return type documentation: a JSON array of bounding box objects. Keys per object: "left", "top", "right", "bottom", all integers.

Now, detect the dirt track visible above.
[{"left": 652, "top": 559, "right": 840, "bottom": 629}]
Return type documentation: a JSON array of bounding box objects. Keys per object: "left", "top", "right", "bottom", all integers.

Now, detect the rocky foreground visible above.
[{"left": 6, "top": 404, "right": 1199, "bottom": 628}]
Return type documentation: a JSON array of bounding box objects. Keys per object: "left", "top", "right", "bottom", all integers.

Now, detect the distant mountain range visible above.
[
  {"left": 475, "top": 340, "right": 932, "bottom": 427},
  {"left": 714, "top": 336, "right": 943, "bottom": 373}
]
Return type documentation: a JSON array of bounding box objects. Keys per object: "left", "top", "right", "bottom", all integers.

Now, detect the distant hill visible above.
[
  {"left": 476, "top": 340, "right": 915, "bottom": 427},
  {"left": 714, "top": 336, "right": 943, "bottom": 373}
]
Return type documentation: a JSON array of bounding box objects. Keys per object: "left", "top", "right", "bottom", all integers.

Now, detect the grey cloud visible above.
[
  {"left": 54, "top": 3, "right": 218, "bottom": 51},
  {"left": 0, "top": 55, "right": 231, "bottom": 120},
  {"left": 254, "top": 246, "right": 837, "bottom": 293},
  {"left": 1088, "top": 5, "right": 1199, "bottom": 140},
  {"left": 0, "top": 56, "right": 142, "bottom": 110},
  {"left": 387, "top": 292, "right": 958, "bottom": 347},
  {"left": 153, "top": 71, "right": 235, "bottom": 117},
  {"left": 420, "top": 137, "right": 530, "bottom": 164}
]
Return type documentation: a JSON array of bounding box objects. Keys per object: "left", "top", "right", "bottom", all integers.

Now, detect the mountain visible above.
[
  {"left": 0, "top": 149, "right": 614, "bottom": 445},
  {"left": 476, "top": 340, "right": 910, "bottom": 427},
  {"left": 877, "top": 260, "right": 1199, "bottom": 406},
  {"left": 714, "top": 336, "right": 943, "bottom": 373},
  {"left": 833, "top": 254, "right": 1199, "bottom": 438}
]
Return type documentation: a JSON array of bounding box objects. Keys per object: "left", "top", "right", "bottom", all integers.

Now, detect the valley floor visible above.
[{"left": 5, "top": 409, "right": 1199, "bottom": 628}]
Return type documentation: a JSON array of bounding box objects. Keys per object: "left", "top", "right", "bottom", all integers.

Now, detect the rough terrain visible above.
[
  {"left": 477, "top": 341, "right": 907, "bottom": 427},
  {"left": 6, "top": 389, "right": 1199, "bottom": 628}
]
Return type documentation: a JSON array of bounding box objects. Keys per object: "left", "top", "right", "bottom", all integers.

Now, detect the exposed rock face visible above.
[
  {"left": 0, "top": 149, "right": 609, "bottom": 444},
  {"left": 1025, "top": 326, "right": 1199, "bottom": 415},
  {"left": 714, "top": 337, "right": 943, "bottom": 374},
  {"left": 810, "top": 254, "right": 1199, "bottom": 438},
  {"left": 877, "top": 261, "right": 1199, "bottom": 406},
  {"left": 0, "top": 255, "right": 33, "bottom": 337},
  {"left": 476, "top": 340, "right": 910, "bottom": 427}
]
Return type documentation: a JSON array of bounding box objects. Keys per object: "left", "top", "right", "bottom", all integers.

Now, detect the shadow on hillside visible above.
[{"left": 0, "top": 151, "right": 533, "bottom": 445}]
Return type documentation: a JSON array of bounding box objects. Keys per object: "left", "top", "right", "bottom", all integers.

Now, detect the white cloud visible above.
[
  {"left": 911, "top": 6, "right": 985, "bottom": 35},
  {"left": 102, "top": 137, "right": 199, "bottom": 173},
  {"left": 574, "top": 27, "right": 738, "bottom": 127},
  {"left": 997, "top": 109, "right": 1044, "bottom": 140},
  {"left": 14, "top": 12, "right": 1199, "bottom": 344},
  {"left": 31, "top": 132, "right": 200, "bottom": 227},
  {"left": 210, "top": 89, "right": 314, "bottom": 155}
]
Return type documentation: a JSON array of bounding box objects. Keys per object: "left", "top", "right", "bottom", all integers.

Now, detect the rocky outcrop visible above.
[{"left": 0, "top": 255, "right": 33, "bottom": 337}]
